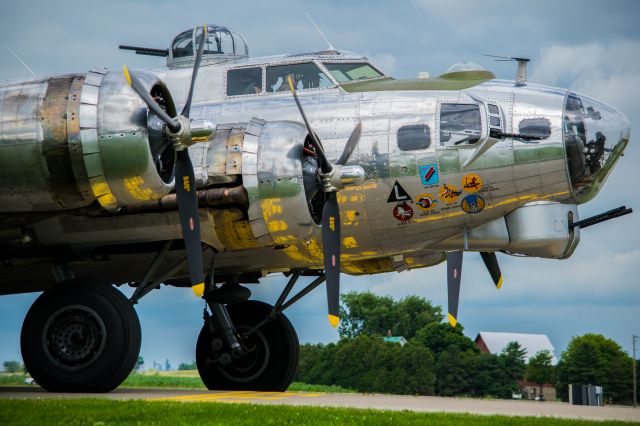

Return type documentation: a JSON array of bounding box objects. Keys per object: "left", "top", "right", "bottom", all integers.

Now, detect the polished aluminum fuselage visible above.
[{"left": 0, "top": 50, "right": 627, "bottom": 292}]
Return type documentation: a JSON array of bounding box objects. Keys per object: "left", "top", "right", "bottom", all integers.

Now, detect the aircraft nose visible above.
[{"left": 563, "top": 91, "right": 630, "bottom": 203}]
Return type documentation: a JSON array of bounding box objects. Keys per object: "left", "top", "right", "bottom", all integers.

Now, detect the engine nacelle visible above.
[
  {"left": 0, "top": 69, "right": 175, "bottom": 213},
  {"left": 242, "top": 118, "right": 321, "bottom": 247}
]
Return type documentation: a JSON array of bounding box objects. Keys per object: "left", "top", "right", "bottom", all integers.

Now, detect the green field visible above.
[
  {"left": 0, "top": 372, "right": 355, "bottom": 393},
  {"left": 0, "top": 399, "right": 633, "bottom": 426}
]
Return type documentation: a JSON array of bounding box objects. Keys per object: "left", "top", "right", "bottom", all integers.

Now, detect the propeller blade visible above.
[
  {"left": 322, "top": 191, "right": 341, "bottom": 327},
  {"left": 480, "top": 251, "right": 502, "bottom": 289},
  {"left": 446, "top": 251, "right": 463, "bottom": 327},
  {"left": 335, "top": 121, "right": 362, "bottom": 166},
  {"left": 287, "top": 76, "right": 332, "bottom": 173},
  {"left": 181, "top": 24, "right": 208, "bottom": 118},
  {"left": 174, "top": 149, "right": 205, "bottom": 296},
  {"left": 123, "top": 65, "right": 181, "bottom": 133}
]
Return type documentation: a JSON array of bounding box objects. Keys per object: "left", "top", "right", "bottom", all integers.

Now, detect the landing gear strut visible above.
[
  {"left": 196, "top": 300, "right": 299, "bottom": 391},
  {"left": 196, "top": 271, "right": 326, "bottom": 391},
  {"left": 20, "top": 282, "right": 141, "bottom": 392}
]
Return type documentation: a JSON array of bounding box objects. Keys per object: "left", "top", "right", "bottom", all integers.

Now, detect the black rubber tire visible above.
[
  {"left": 20, "top": 282, "right": 141, "bottom": 392},
  {"left": 196, "top": 300, "right": 299, "bottom": 391}
]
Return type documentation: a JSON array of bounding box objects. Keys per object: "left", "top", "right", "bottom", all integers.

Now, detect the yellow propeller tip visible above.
[
  {"left": 203, "top": 24, "right": 207, "bottom": 36},
  {"left": 122, "top": 65, "right": 132, "bottom": 87},
  {"left": 287, "top": 75, "right": 295, "bottom": 92},
  {"left": 447, "top": 313, "right": 458, "bottom": 328},
  {"left": 328, "top": 314, "right": 340, "bottom": 328},
  {"left": 192, "top": 282, "right": 205, "bottom": 297},
  {"left": 496, "top": 276, "right": 503, "bottom": 289}
]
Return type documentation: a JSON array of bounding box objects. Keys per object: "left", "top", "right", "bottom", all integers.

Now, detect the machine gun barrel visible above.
[{"left": 570, "top": 206, "right": 633, "bottom": 229}]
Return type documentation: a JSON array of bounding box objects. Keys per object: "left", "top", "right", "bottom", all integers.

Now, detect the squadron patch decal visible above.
[
  {"left": 415, "top": 193, "right": 437, "bottom": 211},
  {"left": 438, "top": 183, "right": 462, "bottom": 203},
  {"left": 419, "top": 163, "right": 439, "bottom": 185},
  {"left": 461, "top": 194, "right": 486, "bottom": 214},
  {"left": 462, "top": 173, "right": 482, "bottom": 193},
  {"left": 387, "top": 181, "right": 412, "bottom": 203},
  {"left": 392, "top": 203, "right": 414, "bottom": 221}
]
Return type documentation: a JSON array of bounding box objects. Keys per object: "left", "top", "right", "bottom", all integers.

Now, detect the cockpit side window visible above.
[
  {"left": 518, "top": 118, "right": 551, "bottom": 140},
  {"left": 321, "top": 62, "right": 383, "bottom": 83},
  {"left": 266, "top": 63, "right": 333, "bottom": 93},
  {"left": 397, "top": 125, "right": 431, "bottom": 151},
  {"left": 439, "top": 103, "right": 481, "bottom": 146},
  {"left": 227, "top": 67, "right": 263, "bottom": 96}
]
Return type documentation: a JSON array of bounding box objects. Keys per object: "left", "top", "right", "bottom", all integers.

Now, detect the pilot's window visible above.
[
  {"left": 321, "top": 62, "right": 383, "bottom": 83},
  {"left": 172, "top": 30, "right": 193, "bottom": 58},
  {"left": 227, "top": 67, "right": 263, "bottom": 96},
  {"left": 266, "top": 63, "right": 333, "bottom": 92},
  {"left": 488, "top": 104, "right": 499, "bottom": 115},
  {"left": 440, "top": 103, "right": 481, "bottom": 146},
  {"left": 397, "top": 125, "right": 430, "bottom": 151},
  {"left": 519, "top": 118, "right": 551, "bottom": 140}
]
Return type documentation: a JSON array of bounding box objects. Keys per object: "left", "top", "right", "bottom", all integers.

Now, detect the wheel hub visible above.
[
  {"left": 217, "top": 325, "right": 270, "bottom": 383},
  {"left": 43, "top": 305, "right": 107, "bottom": 371}
]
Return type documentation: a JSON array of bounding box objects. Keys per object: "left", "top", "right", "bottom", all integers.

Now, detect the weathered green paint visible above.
[
  {"left": 98, "top": 133, "right": 152, "bottom": 179},
  {"left": 341, "top": 71, "right": 495, "bottom": 93},
  {"left": 437, "top": 150, "right": 460, "bottom": 173},
  {"left": 513, "top": 146, "right": 564, "bottom": 165},
  {"left": 389, "top": 153, "right": 417, "bottom": 178}
]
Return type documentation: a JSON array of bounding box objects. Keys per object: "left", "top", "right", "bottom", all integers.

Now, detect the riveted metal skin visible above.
[{"left": 0, "top": 46, "right": 630, "bottom": 292}]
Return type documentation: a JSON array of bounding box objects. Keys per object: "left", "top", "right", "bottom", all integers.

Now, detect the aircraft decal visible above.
[
  {"left": 415, "top": 193, "right": 437, "bottom": 211},
  {"left": 461, "top": 194, "right": 486, "bottom": 214},
  {"left": 462, "top": 173, "right": 482, "bottom": 193},
  {"left": 438, "top": 183, "right": 462, "bottom": 203},
  {"left": 387, "top": 181, "right": 412, "bottom": 203},
  {"left": 392, "top": 203, "right": 414, "bottom": 221},
  {"left": 419, "top": 163, "right": 439, "bottom": 186}
]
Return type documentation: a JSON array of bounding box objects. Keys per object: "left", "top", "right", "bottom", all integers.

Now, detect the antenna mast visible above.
[
  {"left": 6, "top": 45, "right": 36, "bottom": 77},
  {"left": 305, "top": 12, "right": 335, "bottom": 51}
]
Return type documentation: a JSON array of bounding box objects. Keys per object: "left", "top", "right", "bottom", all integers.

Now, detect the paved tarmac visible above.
[{"left": 1, "top": 386, "right": 639, "bottom": 422}]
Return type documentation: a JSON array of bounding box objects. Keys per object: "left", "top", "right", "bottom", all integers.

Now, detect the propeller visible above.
[
  {"left": 287, "top": 76, "right": 362, "bottom": 327},
  {"left": 446, "top": 250, "right": 503, "bottom": 327},
  {"left": 124, "top": 25, "right": 211, "bottom": 297}
]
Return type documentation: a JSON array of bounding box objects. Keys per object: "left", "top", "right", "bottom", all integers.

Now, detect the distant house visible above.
[
  {"left": 382, "top": 336, "right": 408, "bottom": 346},
  {"left": 475, "top": 332, "right": 558, "bottom": 365},
  {"left": 475, "top": 331, "right": 557, "bottom": 400}
]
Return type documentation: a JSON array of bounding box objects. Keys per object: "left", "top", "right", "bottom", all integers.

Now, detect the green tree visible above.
[
  {"left": 435, "top": 345, "right": 476, "bottom": 396},
  {"left": 557, "top": 334, "right": 633, "bottom": 404},
  {"left": 338, "top": 292, "right": 442, "bottom": 339},
  {"left": 499, "top": 342, "right": 527, "bottom": 391},
  {"left": 3, "top": 361, "right": 22, "bottom": 373},
  {"left": 414, "top": 322, "right": 477, "bottom": 356},
  {"left": 134, "top": 356, "right": 144, "bottom": 371},
  {"left": 527, "top": 350, "right": 555, "bottom": 400},
  {"left": 178, "top": 361, "right": 196, "bottom": 370}
]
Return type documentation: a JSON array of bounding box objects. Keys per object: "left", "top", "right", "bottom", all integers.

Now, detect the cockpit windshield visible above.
[{"left": 321, "top": 62, "right": 383, "bottom": 83}]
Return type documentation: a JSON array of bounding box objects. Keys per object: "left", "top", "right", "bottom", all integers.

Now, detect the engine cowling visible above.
[{"left": 0, "top": 68, "right": 175, "bottom": 213}]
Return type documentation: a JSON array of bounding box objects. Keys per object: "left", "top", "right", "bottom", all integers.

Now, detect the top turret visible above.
[{"left": 168, "top": 25, "right": 249, "bottom": 68}]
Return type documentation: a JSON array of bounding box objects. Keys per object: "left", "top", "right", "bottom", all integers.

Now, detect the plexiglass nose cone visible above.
[{"left": 563, "top": 92, "right": 630, "bottom": 203}]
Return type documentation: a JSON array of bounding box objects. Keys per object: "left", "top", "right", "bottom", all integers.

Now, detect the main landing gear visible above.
[
  {"left": 19, "top": 260, "right": 326, "bottom": 392},
  {"left": 20, "top": 282, "right": 141, "bottom": 392}
]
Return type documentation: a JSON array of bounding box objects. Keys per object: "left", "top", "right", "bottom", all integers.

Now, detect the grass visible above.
[
  {"left": 0, "top": 399, "right": 634, "bottom": 426},
  {"left": 0, "top": 371, "right": 356, "bottom": 393}
]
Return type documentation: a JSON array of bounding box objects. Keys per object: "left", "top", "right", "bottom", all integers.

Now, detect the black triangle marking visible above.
[{"left": 387, "top": 181, "right": 412, "bottom": 203}]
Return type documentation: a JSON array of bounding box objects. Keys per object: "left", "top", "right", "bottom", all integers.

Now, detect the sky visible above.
[{"left": 0, "top": 0, "right": 639, "bottom": 369}]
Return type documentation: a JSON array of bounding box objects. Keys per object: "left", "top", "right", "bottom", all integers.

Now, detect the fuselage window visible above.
[
  {"left": 227, "top": 67, "right": 263, "bottom": 96},
  {"left": 518, "top": 118, "right": 551, "bottom": 140},
  {"left": 266, "top": 63, "right": 333, "bottom": 92},
  {"left": 321, "top": 62, "right": 383, "bottom": 83},
  {"left": 397, "top": 125, "right": 430, "bottom": 151},
  {"left": 440, "top": 103, "right": 481, "bottom": 146}
]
